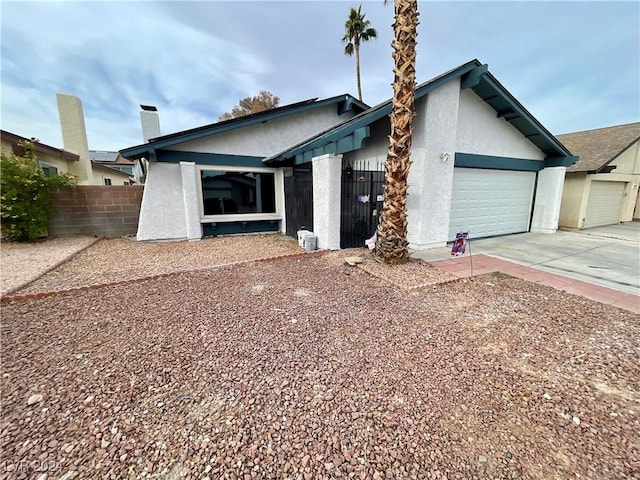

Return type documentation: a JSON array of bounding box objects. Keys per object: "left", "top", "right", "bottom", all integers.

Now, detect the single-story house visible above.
[
  {"left": 121, "top": 59, "right": 578, "bottom": 249},
  {"left": 1, "top": 130, "right": 133, "bottom": 185},
  {"left": 557, "top": 122, "right": 640, "bottom": 229}
]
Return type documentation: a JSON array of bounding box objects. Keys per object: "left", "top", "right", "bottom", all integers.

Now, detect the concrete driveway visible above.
[{"left": 413, "top": 222, "right": 640, "bottom": 296}]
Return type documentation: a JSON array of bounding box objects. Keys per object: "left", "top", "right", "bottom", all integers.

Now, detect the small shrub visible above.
[{"left": 1, "top": 141, "right": 77, "bottom": 241}]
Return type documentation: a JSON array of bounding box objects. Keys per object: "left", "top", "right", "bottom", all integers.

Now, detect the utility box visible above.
[
  {"left": 297, "top": 229, "right": 312, "bottom": 247},
  {"left": 304, "top": 235, "right": 317, "bottom": 251}
]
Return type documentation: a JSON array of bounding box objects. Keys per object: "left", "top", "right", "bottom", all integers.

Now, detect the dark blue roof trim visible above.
[
  {"left": 455, "top": 153, "right": 579, "bottom": 171},
  {"left": 156, "top": 151, "right": 266, "bottom": 168},
  {"left": 265, "top": 59, "right": 574, "bottom": 165},
  {"left": 264, "top": 60, "right": 483, "bottom": 164},
  {"left": 120, "top": 94, "right": 369, "bottom": 160}
]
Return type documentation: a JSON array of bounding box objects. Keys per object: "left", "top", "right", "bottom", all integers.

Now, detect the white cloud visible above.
[{"left": 1, "top": 1, "right": 638, "bottom": 151}]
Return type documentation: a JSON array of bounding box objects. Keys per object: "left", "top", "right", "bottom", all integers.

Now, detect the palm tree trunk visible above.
[
  {"left": 375, "top": 0, "right": 419, "bottom": 264},
  {"left": 355, "top": 40, "right": 363, "bottom": 102}
]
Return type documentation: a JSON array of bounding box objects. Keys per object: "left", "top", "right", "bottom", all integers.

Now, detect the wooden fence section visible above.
[{"left": 48, "top": 186, "right": 143, "bottom": 237}]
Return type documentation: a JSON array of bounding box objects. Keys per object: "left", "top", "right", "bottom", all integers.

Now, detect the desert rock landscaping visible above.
[{"left": 1, "top": 237, "right": 638, "bottom": 479}]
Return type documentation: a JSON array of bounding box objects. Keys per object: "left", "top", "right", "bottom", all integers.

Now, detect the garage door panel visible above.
[
  {"left": 449, "top": 168, "right": 534, "bottom": 241},
  {"left": 584, "top": 181, "right": 624, "bottom": 228}
]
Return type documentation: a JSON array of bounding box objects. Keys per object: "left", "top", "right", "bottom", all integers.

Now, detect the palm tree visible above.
[
  {"left": 342, "top": 5, "right": 378, "bottom": 102},
  {"left": 375, "top": 0, "right": 419, "bottom": 264}
]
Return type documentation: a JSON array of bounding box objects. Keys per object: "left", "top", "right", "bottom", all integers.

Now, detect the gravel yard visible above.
[
  {"left": 15, "top": 235, "right": 301, "bottom": 294},
  {"left": 1, "top": 246, "right": 638, "bottom": 479},
  {"left": 0, "top": 237, "right": 98, "bottom": 296}
]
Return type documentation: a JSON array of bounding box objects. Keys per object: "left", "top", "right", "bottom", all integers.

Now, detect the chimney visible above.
[
  {"left": 56, "top": 93, "right": 94, "bottom": 184},
  {"left": 140, "top": 105, "right": 161, "bottom": 142}
]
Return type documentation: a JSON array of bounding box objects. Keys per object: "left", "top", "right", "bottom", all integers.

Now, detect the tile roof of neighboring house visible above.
[
  {"left": 557, "top": 122, "right": 640, "bottom": 173},
  {"left": 1, "top": 129, "right": 80, "bottom": 162}
]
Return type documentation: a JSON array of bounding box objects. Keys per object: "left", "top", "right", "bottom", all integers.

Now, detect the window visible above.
[
  {"left": 200, "top": 170, "right": 276, "bottom": 216},
  {"left": 104, "top": 178, "right": 112, "bottom": 186},
  {"left": 112, "top": 166, "right": 134, "bottom": 175},
  {"left": 41, "top": 165, "right": 58, "bottom": 177}
]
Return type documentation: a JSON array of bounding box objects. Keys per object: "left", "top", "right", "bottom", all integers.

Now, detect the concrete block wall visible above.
[{"left": 48, "top": 186, "right": 143, "bottom": 237}]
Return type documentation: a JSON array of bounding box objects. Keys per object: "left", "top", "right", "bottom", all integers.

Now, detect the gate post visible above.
[{"left": 312, "top": 154, "right": 342, "bottom": 249}]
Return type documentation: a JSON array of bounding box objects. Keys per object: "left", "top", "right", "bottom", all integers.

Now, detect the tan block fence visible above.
[{"left": 48, "top": 186, "right": 143, "bottom": 237}]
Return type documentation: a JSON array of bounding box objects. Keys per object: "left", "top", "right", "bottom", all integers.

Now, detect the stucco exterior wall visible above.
[
  {"left": 558, "top": 172, "right": 588, "bottom": 228},
  {"left": 93, "top": 168, "right": 132, "bottom": 186},
  {"left": 166, "top": 106, "right": 356, "bottom": 157},
  {"left": 608, "top": 140, "right": 640, "bottom": 221},
  {"left": 456, "top": 89, "right": 545, "bottom": 160},
  {"left": 407, "top": 79, "right": 460, "bottom": 249},
  {"left": 1, "top": 139, "right": 74, "bottom": 175},
  {"left": 137, "top": 162, "right": 187, "bottom": 241},
  {"left": 312, "top": 154, "right": 342, "bottom": 250},
  {"left": 531, "top": 167, "right": 566, "bottom": 233}
]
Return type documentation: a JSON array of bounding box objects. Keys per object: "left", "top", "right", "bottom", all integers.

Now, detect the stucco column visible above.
[
  {"left": 407, "top": 78, "right": 460, "bottom": 249},
  {"left": 180, "top": 162, "right": 203, "bottom": 240},
  {"left": 531, "top": 166, "right": 566, "bottom": 233},
  {"left": 312, "top": 154, "right": 342, "bottom": 250}
]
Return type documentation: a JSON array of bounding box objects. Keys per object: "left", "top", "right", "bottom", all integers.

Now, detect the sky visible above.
[{"left": 1, "top": 1, "right": 638, "bottom": 152}]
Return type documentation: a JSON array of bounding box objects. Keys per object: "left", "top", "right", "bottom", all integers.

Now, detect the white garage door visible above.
[
  {"left": 448, "top": 168, "right": 535, "bottom": 241},
  {"left": 583, "top": 181, "right": 624, "bottom": 228}
]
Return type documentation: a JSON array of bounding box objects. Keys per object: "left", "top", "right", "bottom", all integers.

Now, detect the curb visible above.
[{"left": 0, "top": 248, "right": 328, "bottom": 304}]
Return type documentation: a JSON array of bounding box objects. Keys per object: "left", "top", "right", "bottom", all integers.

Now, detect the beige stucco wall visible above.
[
  {"left": 559, "top": 172, "right": 588, "bottom": 228},
  {"left": 608, "top": 140, "right": 640, "bottom": 220},
  {"left": 1, "top": 139, "right": 75, "bottom": 175},
  {"left": 93, "top": 169, "right": 132, "bottom": 186},
  {"left": 559, "top": 139, "right": 640, "bottom": 227}
]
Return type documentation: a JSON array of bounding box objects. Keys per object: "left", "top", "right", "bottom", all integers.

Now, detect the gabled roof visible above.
[
  {"left": 120, "top": 94, "right": 369, "bottom": 160},
  {"left": 1, "top": 129, "right": 80, "bottom": 162},
  {"left": 265, "top": 59, "right": 574, "bottom": 165},
  {"left": 556, "top": 122, "right": 640, "bottom": 173},
  {"left": 91, "top": 161, "right": 134, "bottom": 178}
]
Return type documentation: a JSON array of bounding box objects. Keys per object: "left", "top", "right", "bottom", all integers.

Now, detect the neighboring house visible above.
[
  {"left": 1, "top": 130, "right": 132, "bottom": 185},
  {"left": 557, "top": 123, "right": 640, "bottom": 229},
  {"left": 120, "top": 59, "right": 577, "bottom": 249},
  {"left": 1, "top": 129, "right": 79, "bottom": 176},
  {"left": 90, "top": 150, "right": 143, "bottom": 184}
]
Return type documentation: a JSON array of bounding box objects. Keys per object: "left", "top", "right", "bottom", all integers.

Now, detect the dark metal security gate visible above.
[
  {"left": 284, "top": 165, "right": 313, "bottom": 238},
  {"left": 340, "top": 163, "right": 385, "bottom": 248}
]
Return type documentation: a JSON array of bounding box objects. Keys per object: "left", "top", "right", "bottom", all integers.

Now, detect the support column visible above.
[
  {"left": 180, "top": 162, "right": 203, "bottom": 240},
  {"left": 531, "top": 166, "right": 566, "bottom": 233},
  {"left": 312, "top": 154, "right": 342, "bottom": 250}
]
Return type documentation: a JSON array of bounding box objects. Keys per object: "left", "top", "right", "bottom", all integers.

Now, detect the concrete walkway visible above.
[{"left": 412, "top": 222, "right": 640, "bottom": 314}]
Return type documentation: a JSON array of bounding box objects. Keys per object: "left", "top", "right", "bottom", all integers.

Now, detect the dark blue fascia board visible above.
[
  {"left": 293, "top": 126, "right": 370, "bottom": 164},
  {"left": 267, "top": 61, "right": 484, "bottom": 164},
  {"left": 460, "top": 64, "right": 489, "bottom": 89},
  {"left": 545, "top": 155, "right": 579, "bottom": 168},
  {"left": 156, "top": 150, "right": 266, "bottom": 168},
  {"left": 474, "top": 74, "right": 572, "bottom": 158},
  {"left": 455, "top": 153, "right": 579, "bottom": 171},
  {"left": 120, "top": 94, "right": 367, "bottom": 159},
  {"left": 454, "top": 153, "right": 543, "bottom": 171}
]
